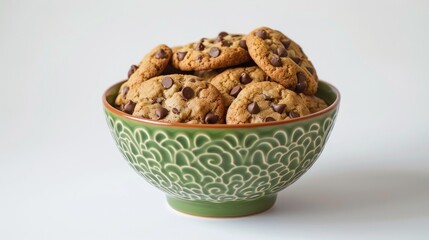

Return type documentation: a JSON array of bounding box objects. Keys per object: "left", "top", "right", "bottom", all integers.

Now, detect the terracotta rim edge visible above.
[{"left": 102, "top": 80, "right": 341, "bottom": 129}]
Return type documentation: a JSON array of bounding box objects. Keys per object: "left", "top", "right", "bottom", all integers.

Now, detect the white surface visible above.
[{"left": 1, "top": 0, "right": 429, "bottom": 239}]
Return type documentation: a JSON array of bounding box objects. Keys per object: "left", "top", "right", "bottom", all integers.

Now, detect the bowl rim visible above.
[{"left": 102, "top": 80, "right": 340, "bottom": 129}]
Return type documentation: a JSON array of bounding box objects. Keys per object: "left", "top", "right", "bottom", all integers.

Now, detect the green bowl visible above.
[{"left": 102, "top": 80, "right": 340, "bottom": 217}]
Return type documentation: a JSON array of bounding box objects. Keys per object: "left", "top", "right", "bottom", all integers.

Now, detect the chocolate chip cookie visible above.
[
  {"left": 129, "top": 44, "right": 173, "bottom": 83},
  {"left": 246, "top": 27, "right": 318, "bottom": 95},
  {"left": 115, "top": 44, "right": 173, "bottom": 106},
  {"left": 226, "top": 81, "right": 310, "bottom": 124},
  {"left": 130, "top": 74, "right": 225, "bottom": 124},
  {"left": 171, "top": 32, "right": 250, "bottom": 71},
  {"left": 210, "top": 66, "right": 268, "bottom": 107},
  {"left": 299, "top": 93, "right": 328, "bottom": 113}
]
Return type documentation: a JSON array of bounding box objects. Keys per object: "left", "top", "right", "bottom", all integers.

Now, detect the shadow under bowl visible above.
[{"left": 102, "top": 80, "right": 340, "bottom": 217}]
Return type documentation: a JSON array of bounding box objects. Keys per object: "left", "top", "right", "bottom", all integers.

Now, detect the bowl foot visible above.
[{"left": 166, "top": 194, "right": 277, "bottom": 218}]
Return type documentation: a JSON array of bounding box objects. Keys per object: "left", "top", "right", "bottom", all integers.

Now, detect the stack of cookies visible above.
[{"left": 115, "top": 26, "right": 328, "bottom": 124}]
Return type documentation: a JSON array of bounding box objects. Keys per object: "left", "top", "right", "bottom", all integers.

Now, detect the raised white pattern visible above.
[{"left": 106, "top": 114, "right": 336, "bottom": 202}]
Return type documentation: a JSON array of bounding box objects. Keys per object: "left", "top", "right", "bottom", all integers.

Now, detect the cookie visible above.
[
  {"left": 129, "top": 44, "right": 173, "bottom": 83},
  {"left": 171, "top": 32, "right": 250, "bottom": 71},
  {"left": 299, "top": 93, "right": 328, "bottom": 113},
  {"left": 226, "top": 81, "right": 310, "bottom": 124},
  {"left": 115, "top": 44, "right": 173, "bottom": 106},
  {"left": 210, "top": 66, "right": 268, "bottom": 107},
  {"left": 129, "top": 74, "right": 225, "bottom": 124},
  {"left": 246, "top": 26, "right": 318, "bottom": 95}
]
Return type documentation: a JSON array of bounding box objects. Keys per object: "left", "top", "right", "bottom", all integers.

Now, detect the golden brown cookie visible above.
[
  {"left": 115, "top": 44, "right": 172, "bottom": 106},
  {"left": 128, "top": 74, "right": 225, "bottom": 124},
  {"left": 210, "top": 66, "right": 268, "bottom": 107},
  {"left": 299, "top": 93, "right": 328, "bottom": 113},
  {"left": 171, "top": 32, "right": 250, "bottom": 71},
  {"left": 226, "top": 81, "right": 310, "bottom": 124},
  {"left": 246, "top": 26, "right": 318, "bottom": 95},
  {"left": 128, "top": 44, "right": 173, "bottom": 83}
]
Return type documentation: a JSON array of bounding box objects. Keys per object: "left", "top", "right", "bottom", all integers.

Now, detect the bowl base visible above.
[{"left": 166, "top": 194, "right": 277, "bottom": 218}]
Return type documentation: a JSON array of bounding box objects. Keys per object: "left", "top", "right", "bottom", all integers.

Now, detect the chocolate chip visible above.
[
  {"left": 291, "top": 57, "right": 301, "bottom": 65},
  {"left": 296, "top": 81, "right": 307, "bottom": 93},
  {"left": 162, "top": 76, "right": 174, "bottom": 89},
  {"left": 256, "top": 29, "right": 268, "bottom": 39},
  {"left": 264, "top": 117, "right": 275, "bottom": 122},
  {"left": 195, "top": 42, "right": 205, "bottom": 51},
  {"left": 221, "top": 40, "right": 232, "bottom": 47},
  {"left": 177, "top": 52, "right": 187, "bottom": 61},
  {"left": 277, "top": 47, "right": 288, "bottom": 57},
  {"left": 121, "top": 86, "right": 129, "bottom": 98},
  {"left": 182, "top": 87, "right": 194, "bottom": 100},
  {"left": 122, "top": 101, "right": 136, "bottom": 114},
  {"left": 172, "top": 108, "right": 179, "bottom": 114},
  {"left": 306, "top": 67, "right": 314, "bottom": 74},
  {"left": 281, "top": 39, "right": 291, "bottom": 49},
  {"left": 239, "top": 40, "right": 247, "bottom": 50},
  {"left": 189, "top": 78, "right": 196, "bottom": 82},
  {"left": 289, "top": 111, "right": 300, "bottom": 118},
  {"left": 209, "top": 47, "right": 221, "bottom": 58},
  {"left": 247, "top": 102, "right": 260, "bottom": 114},
  {"left": 205, "top": 112, "right": 219, "bottom": 124},
  {"left": 156, "top": 107, "right": 169, "bottom": 119},
  {"left": 128, "top": 65, "right": 138, "bottom": 78},
  {"left": 270, "top": 54, "right": 282, "bottom": 67},
  {"left": 197, "top": 55, "right": 203, "bottom": 62},
  {"left": 297, "top": 72, "right": 307, "bottom": 82},
  {"left": 155, "top": 49, "right": 167, "bottom": 59},
  {"left": 295, "top": 72, "right": 308, "bottom": 93},
  {"left": 272, "top": 104, "right": 286, "bottom": 114},
  {"left": 230, "top": 85, "right": 241, "bottom": 97},
  {"left": 214, "top": 36, "right": 222, "bottom": 44},
  {"left": 218, "top": 31, "right": 228, "bottom": 38},
  {"left": 240, "top": 73, "right": 253, "bottom": 84}
]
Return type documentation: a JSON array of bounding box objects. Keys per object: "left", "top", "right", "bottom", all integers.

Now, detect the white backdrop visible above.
[{"left": 1, "top": 0, "right": 428, "bottom": 239}]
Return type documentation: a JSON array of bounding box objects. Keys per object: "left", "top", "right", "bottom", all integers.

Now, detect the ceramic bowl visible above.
[{"left": 102, "top": 80, "right": 340, "bottom": 217}]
